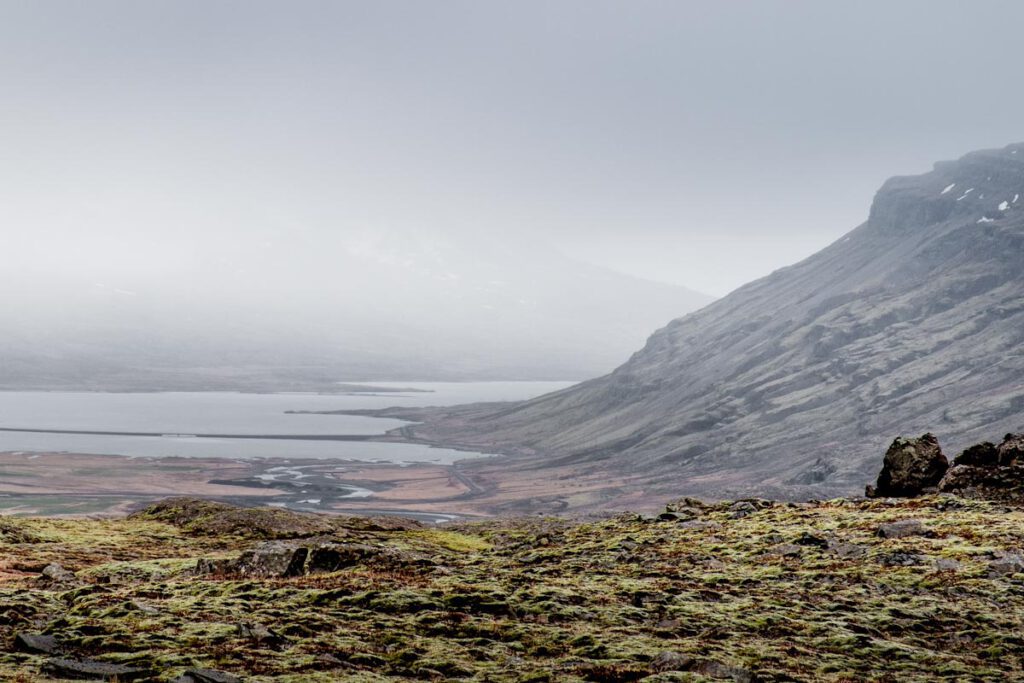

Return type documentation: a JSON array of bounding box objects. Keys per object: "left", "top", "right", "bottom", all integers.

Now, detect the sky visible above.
[{"left": 2, "top": 1, "right": 1024, "bottom": 296}]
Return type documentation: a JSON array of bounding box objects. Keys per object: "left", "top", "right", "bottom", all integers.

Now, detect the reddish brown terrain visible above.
[{"left": 0, "top": 447, "right": 686, "bottom": 520}]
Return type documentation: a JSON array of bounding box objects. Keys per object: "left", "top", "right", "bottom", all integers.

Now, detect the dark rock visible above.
[
  {"left": 236, "top": 622, "right": 289, "bottom": 649},
  {"left": 728, "top": 501, "right": 757, "bottom": 518},
  {"left": 876, "top": 519, "right": 930, "bottom": 539},
  {"left": 651, "top": 651, "right": 696, "bottom": 672},
  {"left": 938, "top": 465, "right": 991, "bottom": 493},
  {"left": 173, "top": 669, "right": 243, "bottom": 683},
  {"left": 764, "top": 543, "right": 802, "bottom": 558},
  {"left": 867, "top": 434, "right": 947, "bottom": 498},
  {"left": 940, "top": 464, "right": 1024, "bottom": 500},
  {"left": 795, "top": 532, "right": 829, "bottom": 548},
  {"left": 997, "top": 433, "right": 1024, "bottom": 466},
  {"left": 38, "top": 563, "right": 77, "bottom": 587},
  {"left": 306, "top": 542, "right": 391, "bottom": 573},
  {"left": 222, "top": 541, "right": 310, "bottom": 578},
  {"left": 953, "top": 442, "right": 998, "bottom": 467},
  {"left": 42, "top": 657, "right": 153, "bottom": 681},
  {"left": 658, "top": 511, "right": 695, "bottom": 522},
  {"left": 937, "top": 434, "right": 1024, "bottom": 499},
  {"left": 879, "top": 552, "right": 926, "bottom": 567},
  {"left": 987, "top": 551, "right": 1024, "bottom": 577},
  {"left": 828, "top": 541, "right": 866, "bottom": 559},
  {"left": 14, "top": 632, "right": 61, "bottom": 655},
  {"left": 694, "top": 659, "right": 758, "bottom": 682}
]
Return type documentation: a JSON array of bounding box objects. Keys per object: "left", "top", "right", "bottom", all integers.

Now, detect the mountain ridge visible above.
[{"left": 400, "top": 142, "right": 1024, "bottom": 502}]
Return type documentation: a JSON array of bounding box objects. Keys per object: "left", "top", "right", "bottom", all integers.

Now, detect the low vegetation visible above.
[{"left": 2, "top": 494, "right": 1024, "bottom": 681}]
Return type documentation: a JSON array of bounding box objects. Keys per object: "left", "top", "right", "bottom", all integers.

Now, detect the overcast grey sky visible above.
[{"left": 2, "top": 1, "right": 1023, "bottom": 295}]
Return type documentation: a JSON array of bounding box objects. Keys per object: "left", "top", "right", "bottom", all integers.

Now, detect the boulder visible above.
[
  {"left": 236, "top": 622, "right": 289, "bottom": 650},
  {"left": 879, "top": 552, "right": 926, "bottom": 567},
  {"left": 876, "top": 519, "right": 930, "bottom": 539},
  {"left": 953, "top": 442, "right": 998, "bottom": 467},
  {"left": 42, "top": 657, "right": 153, "bottom": 681},
  {"left": 939, "top": 434, "right": 1024, "bottom": 500},
  {"left": 764, "top": 543, "right": 802, "bottom": 558},
  {"left": 694, "top": 660, "right": 758, "bottom": 682},
  {"left": 987, "top": 551, "right": 1024, "bottom": 577},
  {"left": 651, "top": 651, "right": 696, "bottom": 672},
  {"left": 997, "top": 433, "right": 1024, "bottom": 466},
  {"left": 938, "top": 464, "right": 994, "bottom": 493},
  {"left": 728, "top": 501, "right": 758, "bottom": 518},
  {"left": 658, "top": 511, "right": 695, "bottom": 522},
  {"left": 173, "top": 669, "right": 243, "bottom": 683},
  {"left": 37, "top": 563, "right": 77, "bottom": 587},
  {"left": 794, "top": 532, "right": 829, "bottom": 548},
  {"left": 866, "top": 434, "right": 947, "bottom": 498},
  {"left": 828, "top": 540, "right": 867, "bottom": 559},
  {"left": 14, "top": 632, "right": 62, "bottom": 655}
]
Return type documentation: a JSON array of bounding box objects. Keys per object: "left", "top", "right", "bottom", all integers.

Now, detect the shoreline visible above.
[{"left": 0, "top": 450, "right": 492, "bottom": 521}]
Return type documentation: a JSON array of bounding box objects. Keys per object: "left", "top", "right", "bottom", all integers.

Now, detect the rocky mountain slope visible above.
[
  {"left": 402, "top": 143, "right": 1024, "bottom": 500},
  {"left": 3, "top": 494, "right": 1024, "bottom": 681}
]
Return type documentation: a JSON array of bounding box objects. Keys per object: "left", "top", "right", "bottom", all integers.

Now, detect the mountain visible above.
[
  {"left": 0, "top": 229, "right": 712, "bottom": 389},
  {"left": 403, "top": 143, "right": 1024, "bottom": 501}
]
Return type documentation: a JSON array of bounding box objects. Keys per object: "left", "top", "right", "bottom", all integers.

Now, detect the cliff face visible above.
[{"left": 412, "top": 143, "right": 1024, "bottom": 499}]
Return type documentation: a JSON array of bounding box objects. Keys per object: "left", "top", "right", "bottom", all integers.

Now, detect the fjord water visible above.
[{"left": 0, "top": 382, "right": 574, "bottom": 463}]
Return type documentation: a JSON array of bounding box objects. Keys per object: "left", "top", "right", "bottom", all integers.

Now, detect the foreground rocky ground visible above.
[{"left": 1, "top": 493, "right": 1024, "bottom": 682}]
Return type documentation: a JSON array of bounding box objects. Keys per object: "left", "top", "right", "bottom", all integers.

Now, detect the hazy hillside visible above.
[
  {"left": 0, "top": 229, "right": 712, "bottom": 389},
  {"left": 405, "top": 143, "right": 1024, "bottom": 500}
]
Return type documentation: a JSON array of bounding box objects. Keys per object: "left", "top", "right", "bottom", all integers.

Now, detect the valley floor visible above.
[
  {"left": 1, "top": 495, "right": 1023, "bottom": 681},
  {"left": 0, "top": 450, "right": 671, "bottom": 520}
]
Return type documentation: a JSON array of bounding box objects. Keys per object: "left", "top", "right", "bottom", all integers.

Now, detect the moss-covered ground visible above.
[{"left": 1, "top": 495, "right": 1023, "bottom": 681}]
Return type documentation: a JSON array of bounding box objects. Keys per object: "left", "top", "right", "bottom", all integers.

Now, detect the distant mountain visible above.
[
  {"left": 0, "top": 229, "right": 712, "bottom": 390},
  {"left": 405, "top": 143, "right": 1024, "bottom": 501}
]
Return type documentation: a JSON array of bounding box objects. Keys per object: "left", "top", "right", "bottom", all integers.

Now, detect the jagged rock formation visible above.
[
  {"left": 406, "top": 143, "right": 1024, "bottom": 500},
  {"left": 866, "top": 433, "right": 947, "bottom": 498},
  {"left": 939, "top": 432, "right": 1024, "bottom": 501}
]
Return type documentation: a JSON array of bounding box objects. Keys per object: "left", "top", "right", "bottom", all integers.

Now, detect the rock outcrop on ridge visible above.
[{"left": 866, "top": 433, "right": 948, "bottom": 498}]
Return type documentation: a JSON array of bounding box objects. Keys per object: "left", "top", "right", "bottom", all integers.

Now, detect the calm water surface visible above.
[{"left": 0, "top": 382, "right": 574, "bottom": 463}]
